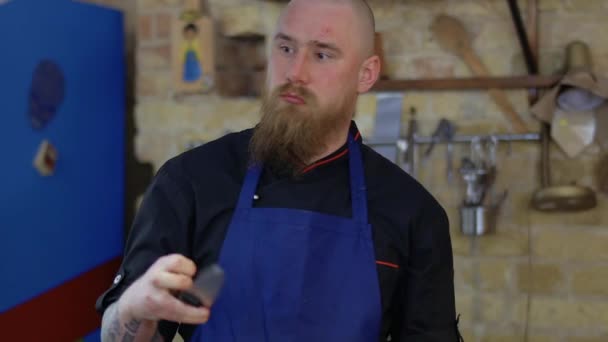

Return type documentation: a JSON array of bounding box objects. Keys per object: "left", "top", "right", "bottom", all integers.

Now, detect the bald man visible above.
[{"left": 97, "top": 0, "right": 460, "bottom": 341}]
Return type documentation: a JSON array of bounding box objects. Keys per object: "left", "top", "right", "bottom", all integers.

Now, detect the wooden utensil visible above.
[{"left": 431, "top": 15, "right": 529, "bottom": 133}]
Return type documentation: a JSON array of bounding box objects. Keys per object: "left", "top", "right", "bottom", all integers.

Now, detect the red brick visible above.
[
  {"left": 138, "top": 15, "right": 152, "bottom": 40},
  {"left": 156, "top": 12, "right": 172, "bottom": 39}
]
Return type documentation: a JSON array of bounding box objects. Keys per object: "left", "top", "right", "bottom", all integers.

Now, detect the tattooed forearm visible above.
[
  {"left": 101, "top": 302, "right": 159, "bottom": 342},
  {"left": 101, "top": 303, "right": 121, "bottom": 342},
  {"left": 121, "top": 318, "right": 141, "bottom": 342}
]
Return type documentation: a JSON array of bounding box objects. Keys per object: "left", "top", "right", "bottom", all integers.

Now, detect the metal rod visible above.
[
  {"left": 372, "top": 75, "right": 559, "bottom": 91},
  {"left": 365, "top": 132, "right": 540, "bottom": 147},
  {"left": 416, "top": 133, "right": 540, "bottom": 144}
]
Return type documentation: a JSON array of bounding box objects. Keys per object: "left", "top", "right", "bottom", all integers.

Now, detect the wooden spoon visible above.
[{"left": 431, "top": 15, "right": 529, "bottom": 133}]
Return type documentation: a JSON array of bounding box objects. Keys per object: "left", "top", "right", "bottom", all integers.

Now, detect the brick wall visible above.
[{"left": 132, "top": 1, "right": 608, "bottom": 341}]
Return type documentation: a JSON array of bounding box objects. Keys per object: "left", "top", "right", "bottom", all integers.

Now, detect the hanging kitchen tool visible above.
[
  {"left": 430, "top": 14, "right": 529, "bottom": 134},
  {"left": 373, "top": 93, "right": 404, "bottom": 164},
  {"left": 459, "top": 159, "right": 495, "bottom": 236},
  {"left": 504, "top": 0, "right": 597, "bottom": 212},
  {"left": 446, "top": 128, "right": 455, "bottom": 184},
  {"left": 466, "top": 136, "right": 497, "bottom": 203},
  {"left": 424, "top": 118, "right": 457, "bottom": 183},
  {"left": 458, "top": 134, "right": 505, "bottom": 236},
  {"left": 460, "top": 164, "right": 488, "bottom": 206},
  {"left": 532, "top": 42, "right": 606, "bottom": 158},
  {"left": 531, "top": 122, "right": 597, "bottom": 211},
  {"left": 531, "top": 182, "right": 597, "bottom": 211},
  {"left": 528, "top": 41, "right": 605, "bottom": 211},
  {"left": 470, "top": 135, "right": 498, "bottom": 170},
  {"left": 459, "top": 188, "right": 508, "bottom": 237},
  {"left": 424, "top": 119, "right": 450, "bottom": 157},
  {"left": 459, "top": 202, "right": 498, "bottom": 236},
  {"left": 531, "top": 42, "right": 608, "bottom": 124},
  {"left": 399, "top": 107, "right": 418, "bottom": 176}
]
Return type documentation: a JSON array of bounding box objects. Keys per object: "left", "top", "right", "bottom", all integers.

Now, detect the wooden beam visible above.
[{"left": 372, "top": 75, "right": 561, "bottom": 91}]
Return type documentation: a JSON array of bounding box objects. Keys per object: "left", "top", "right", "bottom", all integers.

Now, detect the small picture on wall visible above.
[{"left": 172, "top": 9, "right": 215, "bottom": 94}]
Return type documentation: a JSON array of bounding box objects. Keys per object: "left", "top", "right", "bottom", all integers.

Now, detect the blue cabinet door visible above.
[{"left": 0, "top": 1, "right": 125, "bottom": 340}]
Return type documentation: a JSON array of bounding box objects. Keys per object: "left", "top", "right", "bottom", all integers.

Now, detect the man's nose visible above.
[{"left": 286, "top": 52, "right": 310, "bottom": 85}]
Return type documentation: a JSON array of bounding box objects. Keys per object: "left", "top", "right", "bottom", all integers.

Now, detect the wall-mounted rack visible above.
[
  {"left": 372, "top": 75, "right": 560, "bottom": 92},
  {"left": 366, "top": 132, "right": 540, "bottom": 147}
]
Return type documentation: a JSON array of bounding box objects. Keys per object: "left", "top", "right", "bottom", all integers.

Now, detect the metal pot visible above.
[{"left": 460, "top": 205, "right": 498, "bottom": 236}]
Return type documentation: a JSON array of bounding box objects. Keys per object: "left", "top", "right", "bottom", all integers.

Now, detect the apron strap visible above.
[
  {"left": 237, "top": 132, "right": 369, "bottom": 225},
  {"left": 236, "top": 163, "right": 262, "bottom": 209},
  {"left": 347, "top": 133, "right": 368, "bottom": 225}
]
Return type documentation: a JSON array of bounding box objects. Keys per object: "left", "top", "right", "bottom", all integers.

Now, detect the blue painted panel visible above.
[{"left": 0, "top": 0, "right": 125, "bottom": 312}]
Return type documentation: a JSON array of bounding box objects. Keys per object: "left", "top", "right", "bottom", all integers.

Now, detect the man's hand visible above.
[
  {"left": 101, "top": 254, "right": 210, "bottom": 342},
  {"left": 118, "top": 254, "right": 211, "bottom": 324}
]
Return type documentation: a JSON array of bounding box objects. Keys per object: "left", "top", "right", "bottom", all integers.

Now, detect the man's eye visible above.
[
  {"left": 317, "top": 52, "right": 331, "bottom": 60},
  {"left": 279, "top": 45, "right": 293, "bottom": 54}
]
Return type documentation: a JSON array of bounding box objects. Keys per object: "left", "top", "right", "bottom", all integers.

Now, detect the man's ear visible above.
[{"left": 357, "top": 55, "right": 381, "bottom": 93}]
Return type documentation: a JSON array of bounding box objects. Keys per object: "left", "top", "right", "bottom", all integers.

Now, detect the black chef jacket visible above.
[{"left": 96, "top": 122, "right": 461, "bottom": 341}]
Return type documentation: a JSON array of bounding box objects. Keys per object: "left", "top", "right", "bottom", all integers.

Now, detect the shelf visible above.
[{"left": 372, "top": 75, "right": 561, "bottom": 91}]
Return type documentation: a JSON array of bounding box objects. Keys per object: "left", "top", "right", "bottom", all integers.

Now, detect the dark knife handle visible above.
[{"left": 179, "top": 291, "right": 203, "bottom": 308}]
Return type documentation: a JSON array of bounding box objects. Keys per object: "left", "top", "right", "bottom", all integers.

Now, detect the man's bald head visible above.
[
  {"left": 260, "top": 0, "right": 381, "bottom": 171},
  {"left": 344, "top": 0, "right": 376, "bottom": 57},
  {"left": 281, "top": 0, "right": 376, "bottom": 59}
]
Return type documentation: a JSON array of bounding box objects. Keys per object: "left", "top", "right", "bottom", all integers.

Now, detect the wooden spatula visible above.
[{"left": 431, "top": 14, "right": 529, "bottom": 133}]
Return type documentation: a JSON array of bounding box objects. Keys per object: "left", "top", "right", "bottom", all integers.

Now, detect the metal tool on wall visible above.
[
  {"left": 458, "top": 136, "right": 507, "bottom": 236},
  {"left": 530, "top": 127, "right": 597, "bottom": 211},
  {"left": 505, "top": 0, "right": 603, "bottom": 212},
  {"left": 430, "top": 14, "right": 529, "bottom": 134},
  {"left": 423, "top": 118, "right": 456, "bottom": 183},
  {"left": 505, "top": 0, "right": 590, "bottom": 211},
  {"left": 372, "top": 93, "right": 405, "bottom": 164},
  {"left": 367, "top": 128, "right": 540, "bottom": 180},
  {"left": 547, "top": 42, "right": 604, "bottom": 158},
  {"left": 529, "top": 41, "right": 607, "bottom": 212},
  {"left": 397, "top": 107, "right": 418, "bottom": 177},
  {"left": 367, "top": 119, "right": 538, "bottom": 235}
]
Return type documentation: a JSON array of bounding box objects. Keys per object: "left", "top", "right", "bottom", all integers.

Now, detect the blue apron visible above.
[{"left": 191, "top": 133, "right": 382, "bottom": 341}]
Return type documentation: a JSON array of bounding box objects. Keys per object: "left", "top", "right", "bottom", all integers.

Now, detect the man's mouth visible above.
[{"left": 280, "top": 92, "right": 306, "bottom": 105}]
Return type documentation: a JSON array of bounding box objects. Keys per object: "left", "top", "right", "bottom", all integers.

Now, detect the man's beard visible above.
[{"left": 250, "top": 83, "right": 356, "bottom": 177}]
